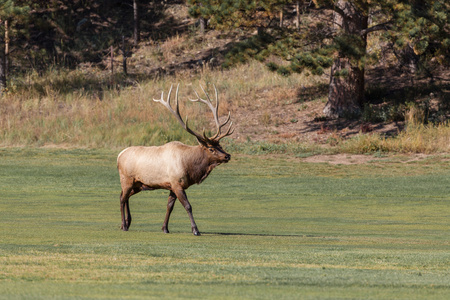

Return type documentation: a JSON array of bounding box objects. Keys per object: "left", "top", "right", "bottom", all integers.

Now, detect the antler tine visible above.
[
  {"left": 153, "top": 84, "right": 173, "bottom": 107},
  {"left": 210, "top": 84, "right": 235, "bottom": 140},
  {"left": 190, "top": 84, "right": 234, "bottom": 141},
  {"left": 210, "top": 111, "right": 232, "bottom": 140},
  {"left": 217, "top": 120, "right": 235, "bottom": 141},
  {"left": 190, "top": 85, "right": 220, "bottom": 130},
  {"left": 154, "top": 84, "right": 205, "bottom": 142},
  {"left": 201, "top": 84, "right": 219, "bottom": 117}
]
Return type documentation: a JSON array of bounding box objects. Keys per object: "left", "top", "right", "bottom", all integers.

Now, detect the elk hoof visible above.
[
  {"left": 193, "top": 230, "right": 201, "bottom": 236},
  {"left": 162, "top": 227, "right": 170, "bottom": 234}
]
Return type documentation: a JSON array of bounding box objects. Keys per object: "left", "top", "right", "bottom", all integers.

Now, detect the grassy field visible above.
[{"left": 0, "top": 148, "right": 449, "bottom": 299}]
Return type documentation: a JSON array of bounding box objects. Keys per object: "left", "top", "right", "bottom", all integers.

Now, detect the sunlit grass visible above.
[
  {"left": 342, "top": 123, "right": 450, "bottom": 154},
  {"left": 0, "top": 149, "right": 449, "bottom": 298},
  {"left": 0, "top": 60, "right": 324, "bottom": 149}
]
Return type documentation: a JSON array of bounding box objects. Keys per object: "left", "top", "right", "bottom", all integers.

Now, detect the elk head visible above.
[{"left": 153, "top": 84, "right": 234, "bottom": 165}]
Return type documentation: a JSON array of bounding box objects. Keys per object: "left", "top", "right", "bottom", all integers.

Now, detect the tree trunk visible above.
[
  {"left": 133, "top": 0, "right": 140, "bottom": 46},
  {"left": 198, "top": 2, "right": 206, "bottom": 35},
  {"left": 199, "top": 17, "right": 206, "bottom": 35},
  {"left": 279, "top": 10, "right": 284, "bottom": 27},
  {"left": 122, "top": 36, "right": 128, "bottom": 75},
  {"left": 324, "top": 56, "right": 365, "bottom": 118},
  {"left": 323, "top": 0, "right": 368, "bottom": 119},
  {"left": 0, "top": 27, "right": 6, "bottom": 95},
  {"left": 5, "top": 19, "right": 9, "bottom": 77}
]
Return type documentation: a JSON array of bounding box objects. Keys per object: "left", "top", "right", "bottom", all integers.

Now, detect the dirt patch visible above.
[
  {"left": 230, "top": 95, "right": 406, "bottom": 145},
  {"left": 303, "top": 154, "right": 375, "bottom": 165}
]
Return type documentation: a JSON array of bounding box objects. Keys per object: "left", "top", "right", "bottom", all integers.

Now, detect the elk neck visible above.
[{"left": 182, "top": 145, "right": 218, "bottom": 185}]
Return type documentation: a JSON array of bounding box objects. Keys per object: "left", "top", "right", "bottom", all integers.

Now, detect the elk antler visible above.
[
  {"left": 190, "top": 84, "right": 234, "bottom": 141},
  {"left": 153, "top": 84, "right": 205, "bottom": 143},
  {"left": 154, "top": 84, "right": 234, "bottom": 144}
]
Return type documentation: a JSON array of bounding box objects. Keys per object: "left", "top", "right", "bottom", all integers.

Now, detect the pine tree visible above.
[{"left": 188, "top": 0, "right": 449, "bottom": 119}]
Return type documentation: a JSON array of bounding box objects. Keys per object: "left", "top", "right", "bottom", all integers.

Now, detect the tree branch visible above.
[{"left": 360, "top": 21, "right": 392, "bottom": 36}]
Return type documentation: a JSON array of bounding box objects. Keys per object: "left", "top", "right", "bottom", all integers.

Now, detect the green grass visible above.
[{"left": 0, "top": 149, "right": 449, "bottom": 299}]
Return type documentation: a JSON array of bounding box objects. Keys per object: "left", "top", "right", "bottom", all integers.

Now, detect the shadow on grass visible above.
[
  {"left": 203, "top": 232, "right": 317, "bottom": 238},
  {"left": 295, "top": 83, "right": 328, "bottom": 103}
]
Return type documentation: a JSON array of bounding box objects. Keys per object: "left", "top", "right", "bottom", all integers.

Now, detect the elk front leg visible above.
[
  {"left": 162, "top": 191, "right": 177, "bottom": 233},
  {"left": 173, "top": 189, "right": 200, "bottom": 236}
]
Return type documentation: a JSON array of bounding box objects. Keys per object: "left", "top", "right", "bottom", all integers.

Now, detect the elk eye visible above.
[{"left": 208, "top": 148, "right": 215, "bottom": 153}]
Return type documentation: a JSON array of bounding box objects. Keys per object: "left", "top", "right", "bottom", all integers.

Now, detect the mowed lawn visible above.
[{"left": 0, "top": 148, "right": 449, "bottom": 299}]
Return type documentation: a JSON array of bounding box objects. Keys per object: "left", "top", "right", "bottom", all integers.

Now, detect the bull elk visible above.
[{"left": 117, "top": 84, "right": 234, "bottom": 236}]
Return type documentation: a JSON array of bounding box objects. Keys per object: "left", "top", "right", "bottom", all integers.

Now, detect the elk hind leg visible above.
[
  {"left": 162, "top": 191, "right": 177, "bottom": 234},
  {"left": 120, "top": 186, "right": 134, "bottom": 231}
]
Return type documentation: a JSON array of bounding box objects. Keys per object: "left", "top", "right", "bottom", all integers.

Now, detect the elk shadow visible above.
[{"left": 203, "top": 231, "right": 317, "bottom": 238}]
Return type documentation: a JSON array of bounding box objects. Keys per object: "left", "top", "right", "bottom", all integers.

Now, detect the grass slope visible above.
[{"left": 0, "top": 149, "right": 449, "bottom": 299}]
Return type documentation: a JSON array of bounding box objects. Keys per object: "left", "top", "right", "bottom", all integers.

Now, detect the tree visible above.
[
  {"left": 188, "top": 0, "right": 449, "bottom": 119},
  {"left": 387, "top": 0, "right": 449, "bottom": 74},
  {"left": 317, "top": 0, "right": 373, "bottom": 118},
  {"left": 0, "top": 1, "right": 29, "bottom": 94},
  {"left": 133, "top": 0, "right": 140, "bottom": 45}
]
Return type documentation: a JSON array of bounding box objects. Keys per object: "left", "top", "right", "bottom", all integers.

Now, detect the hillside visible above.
[
  {"left": 95, "top": 2, "right": 449, "bottom": 146},
  {"left": 1, "top": 1, "right": 449, "bottom": 152}
]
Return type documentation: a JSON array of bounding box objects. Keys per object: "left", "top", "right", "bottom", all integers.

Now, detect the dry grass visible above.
[
  {"left": 1, "top": 44, "right": 448, "bottom": 153},
  {"left": 0, "top": 60, "right": 322, "bottom": 149},
  {"left": 341, "top": 123, "right": 450, "bottom": 154},
  {"left": 2, "top": 80, "right": 179, "bottom": 147}
]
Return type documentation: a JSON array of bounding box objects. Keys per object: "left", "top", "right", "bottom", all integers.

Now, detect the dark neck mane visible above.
[{"left": 184, "top": 146, "right": 216, "bottom": 185}]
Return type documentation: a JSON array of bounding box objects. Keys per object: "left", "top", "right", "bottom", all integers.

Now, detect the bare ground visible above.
[{"left": 302, "top": 153, "right": 431, "bottom": 165}]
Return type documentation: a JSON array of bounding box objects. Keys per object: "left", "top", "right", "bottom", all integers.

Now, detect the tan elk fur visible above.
[{"left": 118, "top": 142, "right": 226, "bottom": 190}]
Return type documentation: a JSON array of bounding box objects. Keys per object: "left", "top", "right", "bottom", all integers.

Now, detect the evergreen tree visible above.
[
  {"left": 388, "top": 1, "right": 449, "bottom": 71},
  {"left": 188, "top": 0, "right": 449, "bottom": 119}
]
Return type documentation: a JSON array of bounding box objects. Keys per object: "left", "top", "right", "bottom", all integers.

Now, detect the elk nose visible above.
[{"left": 225, "top": 154, "right": 231, "bottom": 161}]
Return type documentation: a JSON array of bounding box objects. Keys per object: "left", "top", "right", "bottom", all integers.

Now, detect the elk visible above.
[{"left": 117, "top": 84, "right": 234, "bottom": 236}]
